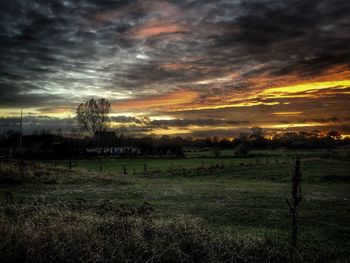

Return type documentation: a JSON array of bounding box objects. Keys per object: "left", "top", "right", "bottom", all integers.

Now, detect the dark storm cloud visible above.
[
  {"left": 0, "top": 115, "right": 249, "bottom": 135},
  {"left": 0, "top": 0, "right": 350, "bottom": 132},
  {"left": 111, "top": 0, "right": 350, "bottom": 98},
  {"left": 268, "top": 125, "right": 350, "bottom": 136},
  {"left": 0, "top": 116, "right": 74, "bottom": 134},
  {"left": 110, "top": 116, "right": 143, "bottom": 124},
  {"left": 0, "top": 0, "right": 143, "bottom": 107},
  {"left": 212, "top": 0, "right": 350, "bottom": 77}
]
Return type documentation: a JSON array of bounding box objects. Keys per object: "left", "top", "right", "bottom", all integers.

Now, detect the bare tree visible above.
[
  {"left": 249, "top": 126, "right": 264, "bottom": 140},
  {"left": 76, "top": 98, "right": 111, "bottom": 136},
  {"left": 116, "top": 124, "right": 128, "bottom": 138},
  {"left": 235, "top": 132, "right": 251, "bottom": 156}
]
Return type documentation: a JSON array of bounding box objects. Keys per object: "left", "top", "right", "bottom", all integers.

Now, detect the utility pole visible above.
[
  {"left": 67, "top": 115, "right": 71, "bottom": 170},
  {"left": 19, "top": 110, "right": 23, "bottom": 151}
]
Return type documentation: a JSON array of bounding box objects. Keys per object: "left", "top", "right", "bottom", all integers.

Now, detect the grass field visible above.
[{"left": 1, "top": 149, "right": 350, "bottom": 262}]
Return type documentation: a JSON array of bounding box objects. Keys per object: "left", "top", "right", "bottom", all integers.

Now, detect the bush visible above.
[{"left": 235, "top": 142, "right": 250, "bottom": 157}]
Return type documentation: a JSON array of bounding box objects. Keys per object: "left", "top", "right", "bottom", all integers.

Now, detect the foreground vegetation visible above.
[{"left": 0, "top": 149, "right": 349, "bottom": 262}]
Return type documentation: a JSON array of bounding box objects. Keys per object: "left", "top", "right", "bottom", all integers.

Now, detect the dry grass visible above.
[
  {"left": 0, "top": 161, "right": 130, "bottom": 185},
  {"left": 0, "top": 201, "right": 344, "bottom": 263}
]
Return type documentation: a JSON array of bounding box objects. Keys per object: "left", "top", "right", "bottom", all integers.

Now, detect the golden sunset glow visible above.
[
  {"left": 175, "top": 101, "right": 280, "bottom": 112},
  {"left": 261, "top": 80, "right": 350, "bottom": 98},
  {"left": 267, "top": 123, "right": 331, "bottom": 129},
  {"left": 272, "top": 112, "right": 303, "bottom": 116},
  {"left": 112, "top": 91, "right": 199, "bottom": 110}
]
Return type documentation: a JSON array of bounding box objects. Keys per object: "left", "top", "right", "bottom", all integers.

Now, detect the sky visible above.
[{"left": 0, "top": 0, "right": 350, "bottom": 137}]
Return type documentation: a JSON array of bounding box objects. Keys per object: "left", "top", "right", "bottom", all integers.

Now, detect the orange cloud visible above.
[
  {"left": 112, "top": 90, "right": 199, "bottom": 110},
  {"left": 160, "top": 62, "right": 211, "bottom": 73},
  {"left": 160, "top": 63, "right": 193, "bottom": 71},
  {"left": 168, "top": 77, "right": 350, "bottom": 113},
  {"left": 129, "top": 20, "right": 187, "bottom": 38}
]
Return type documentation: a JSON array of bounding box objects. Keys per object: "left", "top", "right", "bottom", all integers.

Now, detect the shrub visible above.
[{"left": 235, "top": 142, "right": 250, "bottom": 157}]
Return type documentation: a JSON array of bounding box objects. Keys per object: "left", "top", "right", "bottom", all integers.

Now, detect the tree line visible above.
[
  {"left": 1, "top": 97, "right": 348, "bottom": 159},
  {"left": 0, "top": 127, "right": 348, "bottom": 160}
]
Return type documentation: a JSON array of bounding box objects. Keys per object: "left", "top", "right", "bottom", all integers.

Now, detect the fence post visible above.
[{"left": 286, "top": 157, "right": 302, "bottom": 260}]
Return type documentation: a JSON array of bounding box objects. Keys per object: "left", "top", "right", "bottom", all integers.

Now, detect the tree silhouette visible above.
[
  {"left": 249, "top": 126, "right": 264, "bottom": 140},
  {"left": 235, "top": 132, "right": 251, "bottom": 156},
  {"left": 76, "top": 98, "right": 110, "bottom": 136}
]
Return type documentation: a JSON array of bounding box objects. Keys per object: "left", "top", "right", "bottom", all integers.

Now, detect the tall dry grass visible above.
[
  {"left": 0, "top": 161, "right": 129, "bottom": 185},
  {"left": 0, "top": 200, "right": 343, "bottom": 263}
]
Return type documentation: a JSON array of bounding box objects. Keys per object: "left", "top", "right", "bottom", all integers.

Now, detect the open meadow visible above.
[{"left": 1, "top": 149, "right": 349, "bottom": 262}]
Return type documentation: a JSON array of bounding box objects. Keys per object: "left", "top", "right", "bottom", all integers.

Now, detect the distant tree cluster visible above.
[
  {"left": 1, "top": 97, "right": 348, "bottom": 160},
  {"left": 133, "top": 136, "right": 184, "bottom": 158},
  {"left": 233, "top": 128, "right": 347, "bottom": 156},
  {"left": 268, "top": 130, "right": 345, "bottom": 149},
  {"left": 0, "top": 127, "right": 348, "bottom": 160}
]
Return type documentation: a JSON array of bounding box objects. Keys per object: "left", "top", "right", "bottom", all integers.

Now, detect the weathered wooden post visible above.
[
  {"left": 8, "top": 148, "right": 13, "bottom": 164},
  {"left": 144, "top": 162, "right": 147, "bottom": 173},
  {"left": 286, "top": 157, "right": 302, "bottom": 260}
]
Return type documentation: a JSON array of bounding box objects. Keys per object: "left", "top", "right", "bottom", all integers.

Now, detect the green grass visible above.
[
  {"left": 1, "top": 149, "right": 350, "bottom": 261},
  {"left": 50, "top": 148, "right": 350, "bottom": 174}
]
